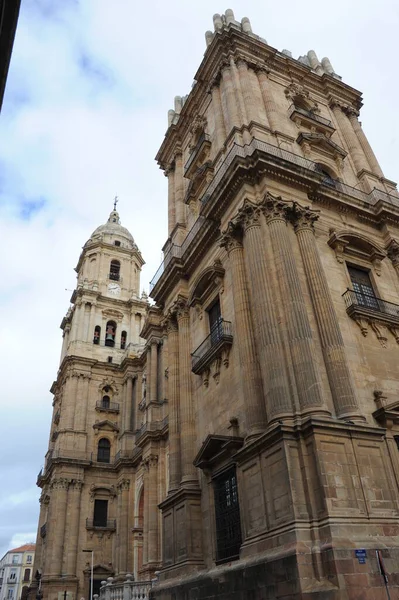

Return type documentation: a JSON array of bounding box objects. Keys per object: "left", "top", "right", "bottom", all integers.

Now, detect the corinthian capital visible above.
[
  {"left": 236, "top": 199, "right": 262, "bottom": 232},
  {"left": 291, "top": 203, "right": 319, "bottom": 233},
  {"left": 220, "top": 222, "right": 243, "bottom": 254},
  {"left": 260, "top": 193, "right": 289, "bottom": 224},
  {"left": 173, "top": 295, "right": 190, "bottom": 322}
]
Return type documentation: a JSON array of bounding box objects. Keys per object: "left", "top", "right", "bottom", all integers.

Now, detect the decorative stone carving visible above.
[
  {"left": 260, "top": 194, "right": 289, "bottom": 224},
  {"left": 89, "top": 484, "right": 117, "bottom": 502},
  {"left": 354, "top": 317, "right": 368, "bottom": 337},
  {"left": 388, "top": 325, "right": 399, "bottom": 344},
  {"left": 202, "top": 368, "right": 210, "bottom": 388},
  {"left": 370, "top": 322, "right": 388, "bottom": 348},
  {"left": 291, "top": 203, "right": 319, "bottom": 233},
  {"left": 219, "top": 223, "right": 243, "bottom": 253},
  {"left": 328, "top": 230, "right": 386, "bottom": 271},
  {"left": 236, "top": 199, "right": 262, "bottom": 231},
  {"left": 117, "top": 479, "right": 130, "bottom": 492}
]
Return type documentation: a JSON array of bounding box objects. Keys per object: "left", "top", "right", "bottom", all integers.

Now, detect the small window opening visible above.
[
  {"left": 114, "top": 240, "right": 121, "bottom": 247},
  {"left": 102, "top": 395, "right": 110, "bottom": 409},
  {"left": 394, "top": 435, "right": 399, "bottom": 450},
  {"left": 97, "top": 438, "right": 111, "bottom": 463},
  {"left": 109, "top": 260, "right": 120, "bottom": 281},
  {"left": 121, "top": 330, "right": 127, "bottom": 350},
  {"left": 93, "top": 499, "right": 108, "bottom": 526},
  {"left": 105, "top": 321, "right": 116, "bottom": 347},
  {"left": 348, "top": 266, "right": 378, "bottom": 309},
  {"left": 214, "top": 467, "right": 242, "bottom": 563},
  {"left": 107, "top": 356, "right": 113, "bottom": 364},
  {"left": 93, "top": 325, "right": 101, "bottom": 345},
  {"left": 208, "top": 299, "right": 222, "bottom": 346}
]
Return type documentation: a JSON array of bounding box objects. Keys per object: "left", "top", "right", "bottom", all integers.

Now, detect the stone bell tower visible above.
[{"left": 31, "top": 205, "right": 149, "bottom": 600}]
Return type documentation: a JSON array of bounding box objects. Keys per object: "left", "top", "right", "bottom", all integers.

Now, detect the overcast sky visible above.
[{"left": 0, "top": 0, "right": 398, "bottom": 559}]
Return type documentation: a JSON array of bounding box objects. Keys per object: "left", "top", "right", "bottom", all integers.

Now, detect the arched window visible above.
[
  {"left": 93, "top": 325, "right": 101, "bottom": 345},
  {"left": 121, "top": 330, "right": 127, "bottom": 350},
  {"left": 97, "top": 438, "right": 111, "bottom": 463},
  {"left": 102, "top": 395, "right": 110, "bottom": 409},
  {"left": 105, "top": 321, "right": 116, "bottom": 347},
  {"left": 109, "top": 260, "right": 120, "bottom": 281}
]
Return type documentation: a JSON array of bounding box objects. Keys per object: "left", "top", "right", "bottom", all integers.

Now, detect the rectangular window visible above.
[
  {"left": 11, "top": 556, "right": 18, "bottom": 565},
  {"left": 348, "top": 266, "right": 378, "bottom": 310},
  {"left": 208, "top": 299, "right": 222, "bottom": 346},
  {"left": 213, "top": 467, "right": 242, "bottom": 563},
  {"left": 8, "top": 590, "right": 14, "bottom": 599},
  {"left": 93, "top": 499, "right": 108, "bottom": 527},
  {"left": 26, "top": 556, "right": 32, "bottom": 564},
  {"left": 10, "top": 570, "right": 16, "bottom": 580}
]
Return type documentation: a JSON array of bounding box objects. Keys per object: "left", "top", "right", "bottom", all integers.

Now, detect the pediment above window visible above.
[
  {"left": 373, "top": 391, "right": 399, "bottom": 427},
  {"left": 189, "top": 260, "right": 225, "bottom": 307},
  {"left": 297, "top": 132, "right": 346, "bottom": 163},
  {"left": 93, "top": 420, "right": 119, "bottom": 435},
  {"left": 328, "top": 230, "right": 386, "bottom": 273},
  {"left": 89, "top": 483, "right": 117, "bottom": 501}
]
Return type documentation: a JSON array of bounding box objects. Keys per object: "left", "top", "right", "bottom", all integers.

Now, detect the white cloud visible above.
[{"left": 0, "top": 0, "right": 398, "bottom": 558}]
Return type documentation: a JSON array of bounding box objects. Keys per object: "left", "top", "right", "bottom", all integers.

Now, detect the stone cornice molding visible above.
[{"left": 90, "top": 483, "right": 117, "bottom": 501}]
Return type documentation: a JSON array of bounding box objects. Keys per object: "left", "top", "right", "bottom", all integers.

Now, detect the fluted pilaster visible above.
[
  {"left": 220, "top": 64, "right": 240, "bottom": 132},
  {"left": 145, "top": 455, "right": 159, "bottom": 566},
  {"left": 346, "top": 108, "right": 384, "bottom": 178},
  {"left": 118, "top": 479, "right": 130, "bottom": 575},
  {"left": 292, "top": 205, "right": 363, "bottom": 420},
  {"left": 174, "top": 151, "right": 185, "bottom": 226},
  {"left": 262, "top": 195, "right": 329, "bottom": 416},
  {"left": 331, "top": 102, "right": 369, "bottom": 174},
  {"left": 175, "top": 298, "right": 197, "bottom": 485},
  {"left": 210, "top": 81, "right": 226, "bottom": 151},
  {"left": 256, "top": 68, "right": 279, "bottom": 130},
  {"left": 124, "top": 376, "right": 133, "bottom": 432},
  {"left": 150, "top": 340, "right": 158, "bottom": 403},
  {"left": 73, "top": 374, "right": 90, "bottom": 430},
  {"left": 166, "top": 165, "right": 176, "bottom": 235},
  {"left": 230, "top": 57, "right": 247, "bottom": 125},
  {"left": 63, "top": 373, "right": 78, "bottom": 429},
  {"left": 237, "top": 201, "right": 292, "bottom": 421},
  {"left": 65, "top": 480, "right": 83, "bottom": 577},
  {"left": 49, "top": 478, "right": 69, "bottom": 576},
  {"left": 237, "top": 60, "right": 258, "bottom": 124},
  {"left": 165, "top": 315, "right": 181, "bottom": 492},
  {"left": 220, "top": 225, "right": 266, "bottom": 437}
]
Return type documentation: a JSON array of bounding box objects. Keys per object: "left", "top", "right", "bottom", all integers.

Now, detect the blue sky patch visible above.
[{"left": 19, "top": 196, "right": 47, "bottom": 220}]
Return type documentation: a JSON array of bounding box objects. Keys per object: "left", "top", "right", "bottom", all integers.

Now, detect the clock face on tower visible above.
[{"left": 108, "top": 283, "right": 121, "bottom": 296}]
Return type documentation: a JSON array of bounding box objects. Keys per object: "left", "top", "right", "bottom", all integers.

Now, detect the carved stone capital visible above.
[
  {"left": 164, "top": 164, "right": 175, "bottom": 177},
  {"left": 236, "top": 199, "right": 262, "bottom": 232},
  {"left": 144, "top": 454, "right": 159, "bottom": 470},
  {"left": 70, "top": 480, "right": 84, "bottom": 492},
  {"left": 51, "top": 477, "right": 70, "bottom": 490},
  {"left": 260, "top": 193, "right": 289, "bottom": 224},
  {"left": 387, "top": 239, "right": 399, "bottom": 267},
  {"left": 343, "top": 105, "right": 360, "bottom": 118},
  {"left": 220, "top": 222, "right": 243, "bottom": 254},
  {"left": 291, "top": 203, "right": 319, "bottom": 233},
  {"left": 117, "top": 479, "right": 130, "bottom": 493},
  {"left": 164, "top": 314, "right": 178, "bottom": 334},
  {"left": 173, "top": 295, "right": 190, "bottom": 322}
]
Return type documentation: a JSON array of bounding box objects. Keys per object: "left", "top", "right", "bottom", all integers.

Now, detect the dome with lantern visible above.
[{"left": 87, "top": 205, "right": 137, "bottom": 250}]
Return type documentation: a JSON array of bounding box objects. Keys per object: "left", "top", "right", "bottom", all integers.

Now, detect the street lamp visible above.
[{"left": 82, "top": 550, "right": 93, "bottom": 600}]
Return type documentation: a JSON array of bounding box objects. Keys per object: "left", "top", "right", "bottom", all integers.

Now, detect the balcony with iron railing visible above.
[
  {"left": 288, "top": 104, "right": 334, "bottom": 130},
  {"left": 191, "top": 320, "right": 233, "bottom": 374},
  {"left": 343, "top": 289, "right": 399, "bottom": 325},
  {"left": 95, "top": 400, "right": 120, "bottom": 413},
  {"left": 135, "top": 417, "right": 169, "bottom": 444},
  {"left": 86, "top": 518, "right": 116, "bottom": 531}
]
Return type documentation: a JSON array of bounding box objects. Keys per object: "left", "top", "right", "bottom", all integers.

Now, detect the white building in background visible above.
[{"left": 0, "top": 545, "right": 35, "bottom": 600}]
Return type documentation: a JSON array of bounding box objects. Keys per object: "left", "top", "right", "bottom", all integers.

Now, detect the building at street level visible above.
[
  {"left": 0, "top": 545, "right": 35, "bottom": 600},
  {"left": 32, "top": 9, "right": 399, "bottom": 600}
]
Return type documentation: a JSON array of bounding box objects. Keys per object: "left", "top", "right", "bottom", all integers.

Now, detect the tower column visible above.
[
  {"left": 256, "top": 68, "right": 279, "bottom": 130},
  {"left": 237, "top": 59, "right": 258, "bottom": 124},
  {"left": 262, "top": 195, "right": 330, "bottom": 416},
  {"left": 174, "top": 151, "right": 185, "bottom": 226},
  {"left": 88, "top": 302, "right": 97, "bottom": 344},
  {"left": 48, "top": 478, "right": 69, "bottom": 576},
  {"left": 220, "top": 64, "right": 240, "bottom": 132},
  {"left": 146, "top": 455, "right": 159, "bottom": 568},
  {"left": 292, "top": 205, "right": 363, "bottom": 420},
  {"left": 65, "top": 480, "right": 83, "bottom": 577},
  {"left": 237, "top": 202, "right": 292, "bottom": 421},
  {"left": 210, "top": 81, "right": 226, "bottom": 151},
  {"left": 73, "top": 375, "right": 90, "bottom": 431},
  {"left": 166, "top": 164, "right": 176, "bottom": 235},
  {"left": 118, "top": 479, "right": 130, "bottom": 575},
  {"left": 175, "top": 299, "right": 197, "bottom": 485},
  {"left": 150, "top": 340, "right": 158, "bottom": 404},
  {"left": 63, "top": 373, "right": 78, "bottom": 430},
  {"left": 124, "top": 375, "right": 133, "bottom": 432},
  {"left": 346, "top": 107, "right": 384, "bottom": 178},
  {"left": 166, "top": 316, "right": 181, "bottom": 492},
  {"left": 331, "top": 102, "right": 369, "bottom": 173},
  {"left": 220, "top": 227, "right": 267, "bottom": 437},
  {"left": 230, "top": 57, "right": 247, "bottom": 125}
]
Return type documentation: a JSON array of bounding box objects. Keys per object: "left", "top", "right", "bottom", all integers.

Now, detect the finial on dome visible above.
[
  {"left": 113, "top": 195, "right": 119, "bottom": 210},
  {"left": 108, "top": 196, "right": 121, "bottom": 225}
]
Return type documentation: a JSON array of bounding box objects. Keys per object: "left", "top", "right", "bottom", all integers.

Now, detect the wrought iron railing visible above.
[
  {"left": 288, "top": 104, "right": 333, "bottom": 128},
  {"left": 149, "top": 216, "right": 208, "bottom": 291},
  {"left": 135, "top": 416, "right": 169, "bottom": 443},
  {"left": 191, "top": 320, "right": 233, "bottom": 372},
  {"left": 86, "top": 518, "right": 116, "bottom": 530},
  {"left": 96, "top": 400, "right": 120, "bottom": 412},
  {"left": 184, "top": 133, "right": 211, "bottom": 173},
  {"left": 343, "top": 289, "right": 399, "bottom": 318},
  {"left": 40, "top": 523, "right": 47, "bottom": 538}
]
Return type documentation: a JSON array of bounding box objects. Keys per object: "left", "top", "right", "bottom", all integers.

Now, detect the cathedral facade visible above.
[{"left": 32, "top": 10, "right": 399, "bottom": 600}]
